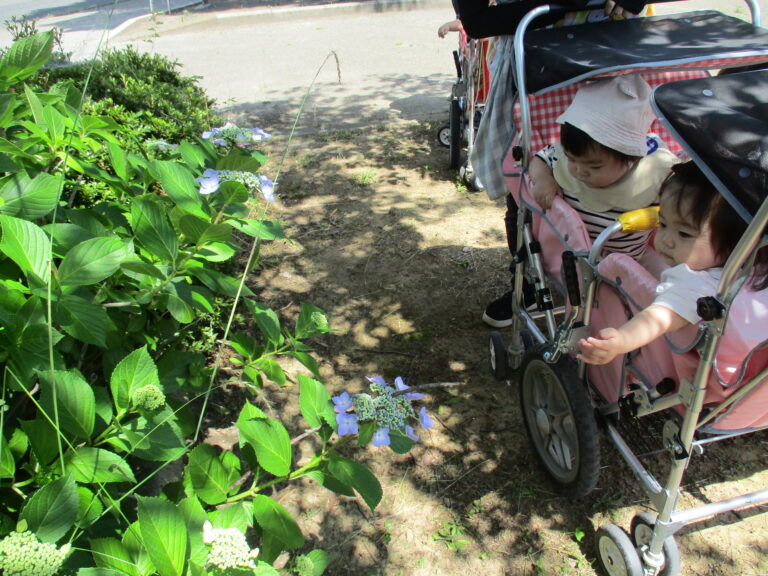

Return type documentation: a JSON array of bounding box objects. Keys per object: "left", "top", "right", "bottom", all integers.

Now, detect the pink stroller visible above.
[{"left": 486, "top": 3, "right": 768, "bottom": 574}]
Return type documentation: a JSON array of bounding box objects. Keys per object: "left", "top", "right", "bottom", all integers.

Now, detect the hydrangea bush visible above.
[{"left": 0, "top": 31, "right": 434, "bottom": 576}]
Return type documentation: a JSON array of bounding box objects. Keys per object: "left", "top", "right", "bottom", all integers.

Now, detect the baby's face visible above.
[
  {"left": 655, "top": 194, "right": 718, "bottom": 271},
  {"left": 564, "top": 148, "right": 630, "bottom": 189}
]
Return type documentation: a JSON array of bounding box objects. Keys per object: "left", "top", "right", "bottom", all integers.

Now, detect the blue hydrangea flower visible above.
[
  {"left": 394, "top": 376, "right": 424, "bottom": 400},
  {"left": 332, "top": 392, "right": 353, "bottom": 413},
  {"left": 258, "top": 175, "right": 276, "bottom": 203},
  {"left": 201, "top": 123, "right": 271, "bottom": 148},
  {"left": 195, "top": 168, "right": 221, "bottom": 195},
  {"left": 405, "top": 425, "right": 419, "bottom": 441},
  {"left": 372, "top": 427, "right": 391, "bottom": 447},
  {"left": 419, "top": 406, "right": 433, "bottom": 429},
  {"left": 336, "top": 412, "right": 358, "bottom": 435}
]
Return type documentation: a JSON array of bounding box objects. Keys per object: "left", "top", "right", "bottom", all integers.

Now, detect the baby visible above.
[
  {"left": 578, "top": 161, "right": 768, "bottom": 365},
  {"left": 530, "top": 74, "right": 679, "bottom": 260}
]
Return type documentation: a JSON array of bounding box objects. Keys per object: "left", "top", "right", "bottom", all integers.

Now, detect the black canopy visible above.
[
  {"left": 522, "top": 11, "right": 768, "bottom": 94},
  {"left": 651, "top": 70, "right": 768, "bottom": 223}
]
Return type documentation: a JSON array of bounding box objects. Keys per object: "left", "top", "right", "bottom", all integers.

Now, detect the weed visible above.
[
  {"left": 432, "top": 518, "right": 471, "bottom": 552},
  {"left": 353, "top": 169, "right": 378, "bottom": 187}
]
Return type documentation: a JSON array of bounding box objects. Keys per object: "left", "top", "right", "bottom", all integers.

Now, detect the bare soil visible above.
[{"left": 218, "top": 120, "right": 768, "bottom": 576}]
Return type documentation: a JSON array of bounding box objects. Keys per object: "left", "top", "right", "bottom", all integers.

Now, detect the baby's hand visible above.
[
  {"left": 531, "top": 178, "right": 560, "bottom": 210},
  {"left": 577, "top": 328, "right": 624, "bottom": 365}
]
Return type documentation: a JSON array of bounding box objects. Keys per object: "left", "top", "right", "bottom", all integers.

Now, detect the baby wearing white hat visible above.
[{"left": 529, "top": 74, "right": 679, "bottom": 259}]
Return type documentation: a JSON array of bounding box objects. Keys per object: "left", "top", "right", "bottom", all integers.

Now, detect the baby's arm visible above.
[
  {"left": 578, "top": 304, "right": 690, "bottom": 365},
  {"left": 529, "top": 155, "right": 560, "bottom": 210}
]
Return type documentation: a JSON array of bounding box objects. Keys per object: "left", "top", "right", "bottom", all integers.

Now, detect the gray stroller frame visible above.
[{"left": 488, "top": 2, "right": 768, "bottom": 574}]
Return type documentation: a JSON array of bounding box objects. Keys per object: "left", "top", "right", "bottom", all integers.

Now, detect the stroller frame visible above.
[
  {"left": 490, "top": 2, "right": 768, "bottom": 574},
  {"left": 437, "top": 34, "right": 489, "bottom": 190}
]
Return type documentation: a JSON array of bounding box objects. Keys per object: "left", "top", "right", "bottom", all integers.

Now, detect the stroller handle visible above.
[{"left": 617, "top": 206, "right": 660, "bottom": 233}]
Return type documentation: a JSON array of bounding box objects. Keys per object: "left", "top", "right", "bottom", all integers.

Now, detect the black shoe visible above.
[
  {"left": 482, "top": 284, "right": 537, "bottom": 328},
  {"left": 482, "top": 291, "right": 514, "bottom": 328}
]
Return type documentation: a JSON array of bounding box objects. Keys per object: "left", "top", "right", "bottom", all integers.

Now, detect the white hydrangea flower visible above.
[
  {"left": 202, "top": 521, "right": 260, "bottom": 572},
  {"left": 0, "top": 530, "right": 70, "bottom": 576}
]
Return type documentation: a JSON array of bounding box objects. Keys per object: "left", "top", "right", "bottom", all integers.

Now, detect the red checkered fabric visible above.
[{"left": 511, "top": 70, "right": 711, "bottom": 162}]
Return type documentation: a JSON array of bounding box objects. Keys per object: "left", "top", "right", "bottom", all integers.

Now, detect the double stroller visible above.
[
  {"left": 486, "top": 2, "right": 768, "bottom": 574},
  {"left": 437, "top": 30, "right": 490, "bottom": 190}
]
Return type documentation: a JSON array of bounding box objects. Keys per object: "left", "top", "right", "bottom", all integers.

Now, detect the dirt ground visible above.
[{"left": 205, "top": 116, "right": 768, "bottom": 576}]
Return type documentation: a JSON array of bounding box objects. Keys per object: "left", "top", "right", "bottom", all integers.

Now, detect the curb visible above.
[{"left": 112, "top": 0, "right": 446, "bottom": 37}]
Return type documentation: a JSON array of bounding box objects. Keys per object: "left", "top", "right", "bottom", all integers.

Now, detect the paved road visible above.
[{"left": 1, "top": 0, "right": 765, "bottom": 136}]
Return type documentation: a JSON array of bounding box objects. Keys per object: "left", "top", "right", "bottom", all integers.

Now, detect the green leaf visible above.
[
  {"left": 64, "top": 447, "right": 136, "bottom": 483},
  {"left": 123, "top": 521, "right": 155, "bottom": 576},
  {"left": 195, "top": 241, "right": 235, "bottom": 262},
  {"left": 185, "top": 444, "right": 240, "bottom": 505},
  {"left": 20, "top": 418, "right": 59, "bottom": 466},
  {"left": 151, "top": 160, "right": 204, "bottom": 217},
  {"left": 108, "top": 142, "right": 131, "bottom": 181},
  {"left": 55, "top": 294, "right": 109, "bottom": 347},
  {"left": 110, "top": 346, "right": 159, "bottom": 412},
  {"left": 0, "top": 435, "right": 15, "bottom": 478},
  {"left": 0, "top": 214, "right": 50, "bottom": 281},
  {"left": 210, "top": 501, "right": 251, "bottom": 533},
  {"left": 165, "top": 293, "right": 194, "bottom": 323},
  {"left": 298, "top": 374, "right": 335, "bottom": 429},
  {"left": 121, "top": 416, "right": 186, "bottom": 462},
  {"left": 176, "top": 213, "right": 210, "bottom": 243},
  {"left": 0, "top": 172, "right": 62, "bottom": 219},
  {"left": 295, "top": 303, "right": 331, "bottom": 339},
  {"left": 237, "top": 403, "right": 292, "bottom": 477},
  {"left": 388, "top": 429, "right": 414, "bottom": 455},
  {"left": 90, "top": 538, "right": 141, "bottom": 576},
  {"left": 58, "top": 237, "right": 133, "bottom": 287},
  {"left": 291, "top": 351, "right": 321, "bottom": 379},
  {"left": 76, "top": 486, "right": 104, "bottom": 530},
  {"left": 137, "top": 496, "right": 187, "bottom": 576},
  {"left": 305, "top": 550, "right": 331, "bottom": 576},
  {"left": 38, "top": 369, "right": 95, "bottom": 439},
  {"left": 327, "top": 456, "right": 382, "bottom": 511},
  {"left": 251, "top": 495, "right": 304, "bottom": 549},
  {"left": 178, "top": 141, "right": 208, "bottom": 169},
  {"left": 227, "top": 218, "right": 285, "bottom": 240},
  {"left": 131, "top": 197, "right": 179, "bottom": 263},
  {"left": 186, "top": 266, "right": 253, "bottom": 298},
  {"left": 0, "top": 31, "right": 53, "bottom": 88},
  {"left": 78, "top": 568, "right": 129, "bottom": 576},
  {"left": 44, "top": 223, "right": 95, "bottom": 253},
  {"left": 20, "top": 473, "right": 79, "bottom": 542},
  {"left": 256, "top": 357, "right": 286, "bottom": 386},
  {"left": 244, "top": 300, "right": 283, "bottom": 348}
]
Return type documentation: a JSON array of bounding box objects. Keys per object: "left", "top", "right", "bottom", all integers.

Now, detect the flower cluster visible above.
[
  {"left": 0, "top": 530, "right": 70, "bottom": 576},
  {"left": 202, "top": 522, "right": 260, "bottom": 573},
  {"left": 333, "top": 376, "right": 433, "bottom": 447},
  {"left": 131, "top": 384, "right": 166, "bottom": 411},
  {"left": 201, "top": 123, "right": 270, "bottom": 148},
  {"left": 195, "top": 168, "right": 276, "bottom": 203}
]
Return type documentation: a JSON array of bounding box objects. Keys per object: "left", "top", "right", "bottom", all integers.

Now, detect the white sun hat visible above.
[{"left": 557, "top": 74, "right": 655, "bottom": 158}]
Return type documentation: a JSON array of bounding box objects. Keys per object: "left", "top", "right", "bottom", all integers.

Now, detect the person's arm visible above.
[
  {"left": 578, "top": 304, "right": 690, "bottom": 365},
  {"left": 438, "top": 19, "right": 463, "bottom": 38},
  {"left": 529, "top": 155, "right": 560, "bottom": 210}
]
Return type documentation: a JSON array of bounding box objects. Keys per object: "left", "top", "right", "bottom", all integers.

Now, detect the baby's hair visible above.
[
  {"left": 560, "top": 123, "right": 642, "bottom": 164},
  {"left": 660, "top": 161, "right": 768, "bottom": 290}
]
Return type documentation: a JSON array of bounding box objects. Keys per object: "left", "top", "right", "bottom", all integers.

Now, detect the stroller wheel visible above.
[
  {"left": 437, "top": 123, "right": 451, "bottom": 148},
  {"left": 519, "top": 345, "right": 600, "bottom": 496},
  {"left": 489, "top": 331, "right": 508, "bottom": 381},
  {"left": 596, "top": 524, "right": 643, "bottom": 576},
  {"left": 460, "top": 160, "right": 484, "bottom": 192},
  {"left": 630, "top": 513, "right": 681, "bottom": 576},
  {"left": 449, "top": 98, "right": 462, "bottom": 170}
]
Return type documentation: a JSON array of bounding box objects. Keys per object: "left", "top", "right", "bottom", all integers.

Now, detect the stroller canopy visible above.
[
  {"left": 522, "top": 11, "right": 768, "bottom": 93},
  {"left": 651, "top": 70, "right": 768, "bottom": 225}
]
